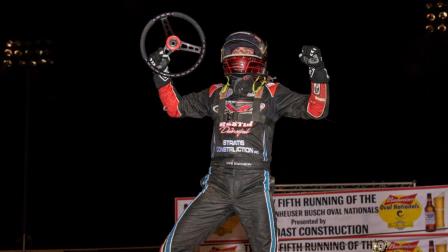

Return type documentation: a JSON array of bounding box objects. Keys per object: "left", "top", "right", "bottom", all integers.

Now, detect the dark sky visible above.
[{"left": 1, "top": 0, "right": 447, "bottom": 250}]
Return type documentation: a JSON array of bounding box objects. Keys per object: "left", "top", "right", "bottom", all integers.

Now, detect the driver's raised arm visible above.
[
  {"left": 158, "top": 83, "right": 211, "bottom": 118},
  {"left": 150, "top": 48, "right": 210, "bottom": 118}
]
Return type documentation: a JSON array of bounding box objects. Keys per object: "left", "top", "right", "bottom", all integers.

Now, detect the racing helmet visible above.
[{"left": 221, "top": 31, "right": 267, "bottom": 75}]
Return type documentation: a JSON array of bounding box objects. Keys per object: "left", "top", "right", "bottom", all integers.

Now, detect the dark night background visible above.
[{"left": 1, "top": 0, "right": 447, "bottom": 250}]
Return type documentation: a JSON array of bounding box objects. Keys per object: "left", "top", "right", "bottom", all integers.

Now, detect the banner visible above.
[
  {"left": 273, "top": 186, "right": 448, "bottom": 239},
  {"left": 197, "top": 237, "right": 448, "bottom": 252},
  {"left": 176, "top": 185, "right": 448, "bottom": 250},
  {"left": 277, "top": 237, "right": 448, "bottom": 252}
]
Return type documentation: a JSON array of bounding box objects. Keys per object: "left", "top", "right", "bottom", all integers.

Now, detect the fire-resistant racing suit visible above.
[{"left": 151, "top": 32, "right": 330, "bottom": 252}]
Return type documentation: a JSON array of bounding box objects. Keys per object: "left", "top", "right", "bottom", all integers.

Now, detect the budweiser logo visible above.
[
  {"left": 386, "top": 241, "right": 419, "bottom": 251},
  {"left": 383, "top": 194, "right": 417, "bottom": 205}
]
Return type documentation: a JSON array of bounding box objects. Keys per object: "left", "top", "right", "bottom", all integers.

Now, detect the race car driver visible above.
[{"left": 150, "top": 31, "right": 330, "bottom": 252}]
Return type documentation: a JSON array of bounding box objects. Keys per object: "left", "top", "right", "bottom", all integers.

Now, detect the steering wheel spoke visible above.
[
  {"left": 179, "top": 41, "right": 202, "bottom": 54},
  {"left": 161, "top": 17, "right": 174, "bottom": 37}
]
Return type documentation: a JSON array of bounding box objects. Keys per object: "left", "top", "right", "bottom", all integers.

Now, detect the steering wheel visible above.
[{"left": 140, "top": 12, "right": 206, "bottom": 78}]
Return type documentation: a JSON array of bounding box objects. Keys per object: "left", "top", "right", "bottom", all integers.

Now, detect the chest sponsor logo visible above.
[
  {"left": 216, "top": 139, "right": 260, "bottom": 154},
  {"left": 219, "top": 121, "right": 253, "bottom": 137},
  {"left": 212, "top": 100, "right": 265, "bottom": 114}
]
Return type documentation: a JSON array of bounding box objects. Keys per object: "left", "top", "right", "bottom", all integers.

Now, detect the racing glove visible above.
[
  {"left": 299, "top": 45, "right": 330, "bottom": 83},
  {"left": 148, "top": 47, "right": 171, "bottom": 89}
]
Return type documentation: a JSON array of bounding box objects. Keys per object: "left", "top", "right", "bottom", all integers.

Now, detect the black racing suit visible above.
[{"left": 158, "top": 75, "right": 329, "bottom": 252}]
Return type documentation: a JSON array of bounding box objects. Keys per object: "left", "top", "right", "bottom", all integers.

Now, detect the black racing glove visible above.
[
  {"left": 149, "top": 47, "right": 171, "bottom": 89},
  {"left": 299, "top": 45, "right": 330, "bottom": 83}
]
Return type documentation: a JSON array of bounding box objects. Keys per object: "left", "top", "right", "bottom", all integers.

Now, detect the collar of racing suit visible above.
[{"left": 228, "top": 74, "right": 267, "bottom": 97}]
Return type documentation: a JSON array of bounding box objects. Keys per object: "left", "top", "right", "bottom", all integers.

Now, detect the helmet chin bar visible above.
[
  {"left": 232, "top": 75, "right": 255, "bottom": 95},
  {"left": 222, "top": 56, "right": 266, "bottom": 75}
]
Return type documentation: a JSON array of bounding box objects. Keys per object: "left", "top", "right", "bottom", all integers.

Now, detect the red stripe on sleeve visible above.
[
  {"left": 158, "top": 83, "right": 181, "bottom": 118},
  {"left": 307, "top": 82, "right": 327, "bottom": 118}
]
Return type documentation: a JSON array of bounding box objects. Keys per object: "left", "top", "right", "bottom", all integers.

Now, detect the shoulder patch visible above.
[
  {"left": 266, "top": 82, "right": 279, "bottom": 97},
  {"left": 209, "top": 84, "right": 223, "bottom": 97}
]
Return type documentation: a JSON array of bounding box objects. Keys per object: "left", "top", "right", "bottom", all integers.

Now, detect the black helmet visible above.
[{"left": 221, "top": 31, "right": 267, "bottom": 75}]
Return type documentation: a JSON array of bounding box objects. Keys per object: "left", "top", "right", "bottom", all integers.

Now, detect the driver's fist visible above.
[
  {"left": 149, "top": 47, "right": 171, "bottom": 89},
  {"left": 299, "top": 45, "right": 329, "bottom": 83},
  {"left": 149, "top": 47, "right": 170, "bottom": 71},
  {"left": 299, "top": 45, "right": 325, "bottom": 69}
]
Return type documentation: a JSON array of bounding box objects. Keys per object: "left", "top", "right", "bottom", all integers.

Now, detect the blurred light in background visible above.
[
  {"left": 425, "top": 0, "right": 448, "bottom": 32},
  {"left": 1, "top": 39, "right": 54, "bottom": 68}
]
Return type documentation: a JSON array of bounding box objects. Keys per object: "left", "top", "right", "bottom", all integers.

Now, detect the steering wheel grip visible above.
[{"left": 140, "top": 12, "right": 206, "bottom": 78}]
